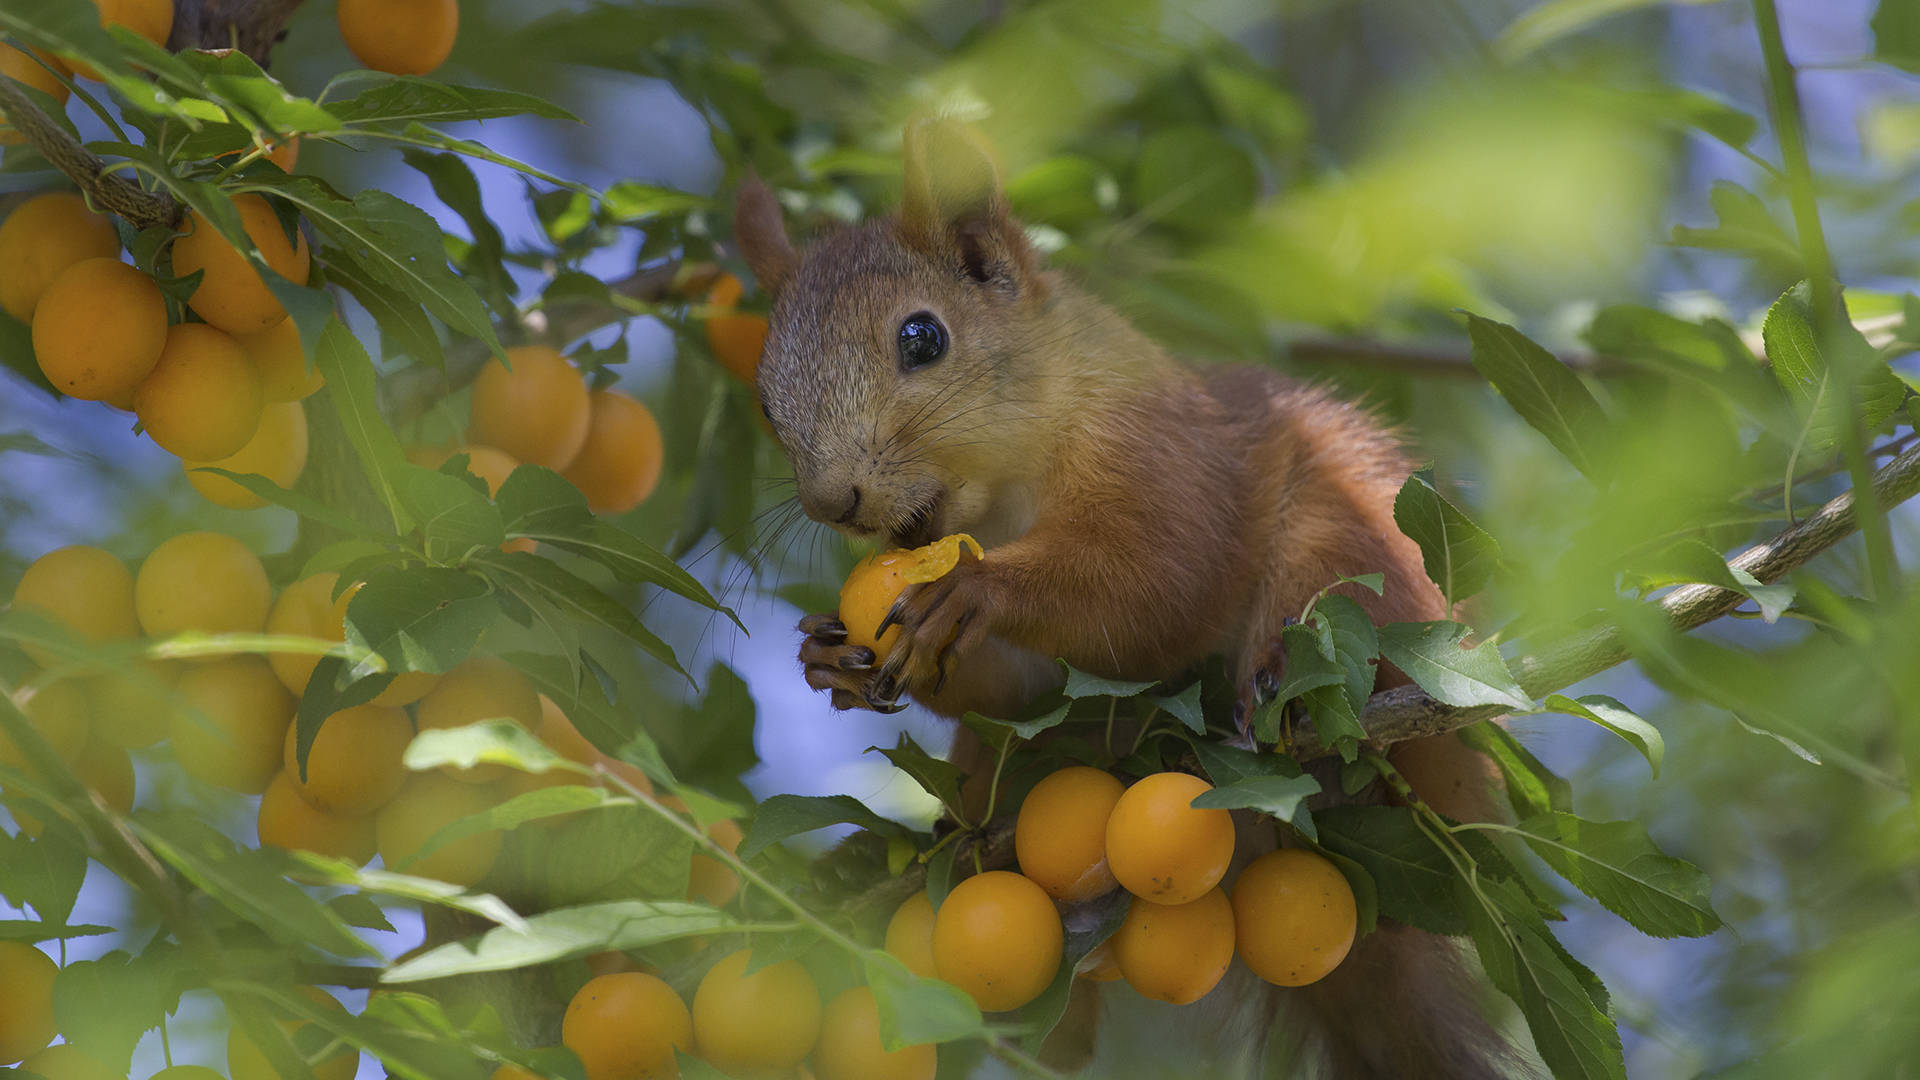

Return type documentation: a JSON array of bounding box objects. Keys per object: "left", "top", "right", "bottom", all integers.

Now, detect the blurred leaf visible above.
[
  {"left": 0, "top": 826, "right": 86, "bottom": 927},
  {"left": 191, "top": 468, "right": 375, "bottom": 535},
  {"left": 864, "top": 951, "right": 987, "bottom": 1050},
  {"left": 132, "top": 813, "right": 375, "bottom": 958},
  {"left": 403, "top": 719, "right": 574, "bottom": 777},
  {"left": 1006, "top": 156, "right": 1115, "bottom": 228},
  {"left": 49, "top": 945, "right": 193, "bottom": 1076},
  {"left": 737, "top": 794, "right": 911, "bottom": 860},
  {"left": 314, "top": 318, "right": 414, "bottom": 529},
  {"left": 1631, "top": 539, "right": 1794, "bottom": 623},
  {"left": 601, "top": 181, "right": 710, "bottom": 223},
  {"left": 1394, "top": 470, "right": 1501, "bottom": 607},
  {"left": 1671, "top": 181, "right": 1802, "bottom": 278},
  {"left": 288, "top": 854, "right": 525, "bottom": 929},
  {"left": 493, "top": 804, "right": 693, "bottom": 907},
  {"left": 0, "top": 920, "right": 111, "bottom": 942},
  {"left": 1459, "top": 722, "right": 1573, "bottom": 821},
  {"left": 1515, "top": 813, "right": 1720, "bottom": 938},
  {"left": 1467, "top": 315, "right": 1611, "bottom": 481},
  {"left": 1873, "top": 0, "right": 1920, "bottom": 72},
  {"left": 385, "top": 900, "right": 737, "bottom": 982},
  {"left": 1198, "top": 61, "right": 1309, "bottom": 161},
  {"left": 344, "top": 566, "right": 497, "bottom": 675},
  {"left": 1585, "top": 305, "right": 1749, "bottom": 372},
  {"left": 1377, "top": 621, "right": 1531, "bottom": 709},
  {"left": 1495, "top": 0, "right": 1721, "bottom": 61},
  {"left": 327, "top": 894, "right": 395, "bottom": 933},
  {"left": 1132, "top": 125, "right": 1258, "bottom": 230}
]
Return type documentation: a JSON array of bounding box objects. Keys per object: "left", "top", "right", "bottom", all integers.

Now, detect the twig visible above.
[
  {"left": 1291, "top": 439, "right": 1920, "bottom": 758},
  {"left": 0, "top": 78, "right": 175, "bottom": 228}
]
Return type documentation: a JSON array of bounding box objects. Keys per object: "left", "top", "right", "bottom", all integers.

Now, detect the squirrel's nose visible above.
[{"left": 833, "top": 487, "right": 863, "bottom": 525}]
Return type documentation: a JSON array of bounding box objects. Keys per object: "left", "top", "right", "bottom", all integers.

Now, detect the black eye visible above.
[{"left": 897, "top": 312, "right": 948, "bottom": 371}]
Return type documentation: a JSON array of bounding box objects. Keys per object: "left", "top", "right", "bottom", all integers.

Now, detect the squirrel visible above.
[{"left": 735, "top": 118, "right": 1529, "bottom": 1079}]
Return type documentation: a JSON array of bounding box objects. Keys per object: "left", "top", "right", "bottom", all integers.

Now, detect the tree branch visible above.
[
  {"left": 1291, "top": 438, "right": 1920, "bottom": 758},
  {"left": 0, "top": 77, "right": 176, "bottom": 228}
]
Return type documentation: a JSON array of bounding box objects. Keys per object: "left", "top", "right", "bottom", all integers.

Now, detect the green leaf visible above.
[
  {"left": 330, "top": 78, "right": 581, "bottom": 126},
  {"left": 384, "top": 900, "right": 736, "bottom": 983},
  {"left": 1187, "top": 739, "right": 1304, "bottom": 787},
  {"left": 1761, "top": 281, "right": 1909, "bottom": 452},
  {"left": 491, "top": 804, "right": 694, "bottom": 908},
  {"left": 654, "top": 662, "right": 759, "bottom": 788},
  {"left": 1517, "top": 813, "right": 1721, "bottom": 938},
  {"left": 403, "top": 783, "right": 627, "bottom": 863},
  {"left": 1540, "top": 693, "right": 1666, "bottom": 777},
  {"left": 189, "top": 468, "right": 375, "bottom": 535},
  {"left": 1267, "top": 623, "right": 1347, "bottom": 709},
  {"left": 287, "top": 854, "right": 525, "bottom": 929},
  {"left": 1376, "top": 621, "right": 1531, "bottom": 709},
  {"left": 313, "top": 318, "right": 413, "bottom": 529},
  {"left": 1393, "top": 471, "right": 1501, "bottom": 607},
  {"left": 1151, "top": 681, "right": 1206, "bottom": 735},
  {"left": 403, "top": 719, "right": 575, "bottom": 777},
  {"left": 1462, "top": 875, "right": 1625, "bottom": 1080},
  {"left": 323, "top": 250, "right": 445, "bottom": 367},
  {"left": 601, "top": 180, "right": 711, "bottom": 223},
  {"left": 737, "top": 794, "right": 910, "bottom": 860},
  {"left": 131, "top": 813, "right": 375, "bottom": 958},
  {"left": 1494, "top": 0, "right": 1721, "bottom": 61},
  {"left": 344, "top": 566, "right": 497, "bottom": 675},
  {"left": 1874, "top": 0, "right": 1920, "bottom": 72},
  {"left": 1316, "top": 806, "right": 1465, "bottom": 935},
  {"left": 294, "top": 656, "right": 397, "bottom": 780},
  {"left": 0, "top": 824, "right": 87, "bottom": 928},
  {"left": 1190, "top": 774, "right": 1322, "bottom": 839},
  {"left": 1467, "top": 315, "right": 1611, "bottom": 481},
  {"left": 863, "top": 951, "right": 987, "bottom": 1049},
  {"left": 1583, "top": 305, "right": 1750, "bottom": 372},
  {"left": 50, "top": 945, "right": 193, "bottom": 1076},
  {"left": 1017, "top": 886, "right": 1131, "bottom": 1052},
  {"left": 1300, "top": 682, "right": 1367, "bottom": 763},
  {"left": 1458, "top": 723, "right": 1572, "bottom": 822},
  {"left": 478, "top": 551, "right": 683, "bottom": 679},
  {"left": 179, "top": 48, "right": 341, "bottom": 134},
  {"left": 327, "top": 893, "right": 396, "bottom": 933},
  {"left": 0, "top": 920, "right": 112, "bottom": 942},
  {"left": 960, "top": 700, "right": 1072, "bottom": 747},
  {"left": 1671, "top": 181, "right": 1802, "bottom": 276},
  {"left": 503, "top": 651, "right": 672, "bottom": 781},
  {"left": 1132, "top": 125, "right": 1259, "bottom": 230},
  {"left": 1310, "top": 594, "right": 1381, "bottom": 714},
  {"left": 1058, "top": 661, "right": 1159, "bottom": 699},
  {"left": 1632, "top": 539, "right": 1794, "bottom": 623},
  {"left": 394, "top": 463, "right": 507, "bottom": 557},
  {"left": 869, "top": 732, "right": 967, "bottom": 817}
]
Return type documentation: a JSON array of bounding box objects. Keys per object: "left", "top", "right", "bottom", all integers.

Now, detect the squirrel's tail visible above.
[{"left": 1274, "top": 920, "right": 1534, "bottom": 1080}]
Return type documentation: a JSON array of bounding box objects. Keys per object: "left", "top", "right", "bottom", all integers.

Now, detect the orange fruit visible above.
[
  {"left": 414, "top": 656, "right": 542, "bottom": 784},
  {"left": 838, "top": 535, "right": 982, "bottom": 662},
  {"left": 1231, "top": 848, "right": 1358, "bottom": 987},
  {"left": 687, "top": 817, "right": 743, "bottom": 906},
  {"left": 134, "top": 531, "right": 270, "bottom": 642},
  {"left": 257, "top": 770, "right": 378, "bottom": 865},
  {"left": 31, "top": 258, "right": 167, "bottom": 401},
  {"left": 1105, "top": 772, "right": 1234, "bottom": 905},
  {"left": 236, "top": 314, "right": 323, "bottom": 402},
  {"left": 282, "top": 703, "right": 412, "bottom": 817},
  {"left": 0, "top": 46, "right": 67, "bottom": 146},
  {"left": 467, "top": 345, "right": 591, "bottom": 470},
  {"left": 183, "top": 399, "right": 307, "bottom": 508},
  {"left": 883, "top": 891, "right": 938, "bottom": 980},
  {"left": 227, "top": 985, "right": 359, "bottom": 1080},
  {"left": 19, "top": 1042, "right": 120, "bottom": 1080},
  {"left": 704, "top": 274, "right": 767, "bottom": 383},
  {"left": 0, "top": 192, "right": 119, "bottom": 321},
  {"left": 263, "top": 574, "right": 438, "bottom": 706},
  {"left": 1015, "top": 765, "right": 1125, "bottom": 902},
  {"left": 562, "top": 972, "right": 692, "bottom": 1080},
  {"left": 561, "top": 389, "right": 664, "bottom": 514},
  {"left": 85, "top": 658, "right": 181, "bottom": 748},
  {"left": 0, "top": 941, "right": 57, "bottom": 1065},
  {"left": 10, "top": 544, "right": 137, "bottom": 667},
  {"left": 171, "top": 193, "right": 311, "bottom": 335},
  {"left": 373, "top": 772, "right": 504, "bottom": 887},
  {"left": 931, "top": 871, "right": 1062, "bottom": 1012},
  {"left": 70, "top": 0, "right": 173, "bottom": 80},
  {"left": 692, "top": 949, "right": 822, "bottom": 1074},
  {"left": 337, "top": 0, "right": 458, "bottom": 76},
  {"left": 813, "top": 986, "right": 937, "bottom": 1080},
  {"left": 170, "top": 656, "right": 294, "bottom": 794},
  {"left": 0, "top": 679, "right": 91, "bottom": 768},
  {"left": 134, "top": 322, "right": 265, "bottom": 461},
  {"left": 1110, "top": 887, "right": 1235, "bottom": 1005}
]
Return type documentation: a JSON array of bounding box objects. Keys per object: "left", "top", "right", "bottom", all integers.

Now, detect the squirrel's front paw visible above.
[
  {"left": 797, "top": 613, "right": 904, "bottom": 713},
  {"left": 868, "top": 558, "right": 994, "bottom": 708}
]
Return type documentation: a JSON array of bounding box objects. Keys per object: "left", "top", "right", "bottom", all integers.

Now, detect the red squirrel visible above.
[{"left": 736, "top": 119, "right": 1526, "bottom": 1079}]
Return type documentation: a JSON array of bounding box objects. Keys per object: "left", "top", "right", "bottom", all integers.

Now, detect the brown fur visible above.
[{"left": 740, "top": 118, "right": 1521, "bottom": 1078}]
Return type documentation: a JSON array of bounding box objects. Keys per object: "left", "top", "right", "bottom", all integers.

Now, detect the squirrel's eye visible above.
[{"left": 897, "top": 312, "right": 948, "bottom": 371}]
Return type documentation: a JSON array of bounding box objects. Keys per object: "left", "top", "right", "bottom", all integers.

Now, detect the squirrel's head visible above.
[{"left": 736, "top": 119, "right": 1052, "bottom": 549}]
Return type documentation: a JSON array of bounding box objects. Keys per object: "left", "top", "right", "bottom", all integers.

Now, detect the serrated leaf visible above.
[
  {"left": 1150, "top": 681, "right": 1206, "bottom": 734},
  {"left": 0, "top": 825, "right": 87, "bottom": 928},
  {"left": 1301, "top": 682, "right": 1367, "bottom": 762},
  {"left": 331, "top": 78, "right": 580, "bottom": 125},
  {"left": 478, "top": 551, "right": 683, "bottom": 679},
  {"left": 1058, "top": 660, "right": 1159, "bottom": 699},
  {"left": 393, "top": 463, "right": 506, "bottom": 556},
  {"left": 1316, "top": 806, "right": 1464, "bottom": 935},
  {"left": 960, "top": 700, "right": 1072, "bottom": 748},
  {"left": 1311, "top": 594, "right": 1381, "bottom": 714},
  {"left": 324, "top": 249, "right": 445, "bottom": 367},
  {"left": 384, "top": 900, "right": 734, "bottom": 983},
  {"left": 1394, "top": 471, "right": 1500, "bottom": 607},
  {"left": 50, "top": 945, "right": 193, "bottom": 1076},
  {"left": 737, "top": 794, "right": 910, "bottom": 860},
  {"left": 1458, "top": 722, "right": 1571, "bottom": 822},
  {"left": 344, "top": 566, "right": 497, "bottom": 675},
  {"left": 1517, "top": 812, "right": 1720, "bottom": 938},
  {"left": 1461, "top": 875, "right": 1626, "bottom": 1080},
  {"left": 1187, "top": 739, "right": 1304, "bottom": 787},
  {"left": 1761, "top": 281, "right": 1909, "bottom": 453},
  {"left": 294, "top": 655, "right": 396, "bottom": 779},
  {"left": 1541, "top": 694, "right": 1665, "bottom": 777},
  {"left": 864, "top": 951, "right": 987, "bottom": 1049},
  {"left": 313, "top": 318, "right": 413, "bottom": 529},
  {"left": 491, "top": 804, "right": 694, "bottom": 908},
  {"left": 869, "top": 732, "right": 966, "bottom": 817},
  {"left": 1190, "top": 774, "right": 1322, "bottom": 839},
  {"left": 1467, "top": 315, "right": 1611, "bottom": 481},
  {"left": 1377, "top": 621, "right": 1531, "bottom": 709}
]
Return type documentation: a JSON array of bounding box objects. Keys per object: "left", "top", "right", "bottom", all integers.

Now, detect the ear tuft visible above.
[
  {"left": 899, "top": 117, "right": 1031, "bottom": 288},
  {"left": 734, "top": 173, "right": 797, "bottom": 295}
]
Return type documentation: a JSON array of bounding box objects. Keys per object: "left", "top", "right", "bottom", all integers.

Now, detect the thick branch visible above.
[
  {"left": 0, "top": 77, "right": 175, "bottom": 228},
  {"left": 1292, "top": 439, "right": 1920, "bottom": 758}
]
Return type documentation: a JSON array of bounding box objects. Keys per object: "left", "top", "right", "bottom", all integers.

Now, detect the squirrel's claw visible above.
[{"left": 798, "top": 614, "right": 847, "bottom": 641}]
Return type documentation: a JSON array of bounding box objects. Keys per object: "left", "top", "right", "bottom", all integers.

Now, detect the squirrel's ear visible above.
[
  {"left": 735, "top": 174, "right": 797, "bottom": 295},
  {"left": 899, "top": 117, "right": 1032, "bottom": 289}
]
